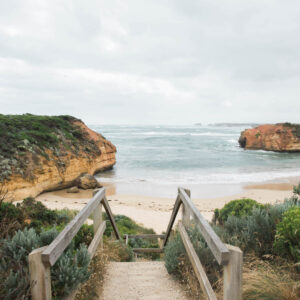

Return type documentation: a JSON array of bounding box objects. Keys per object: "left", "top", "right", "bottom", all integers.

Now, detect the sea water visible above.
[{"left": 90, "top": 124, "right": 300, "bottom": 198}]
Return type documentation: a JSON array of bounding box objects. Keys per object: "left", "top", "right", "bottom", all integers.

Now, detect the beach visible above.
[{"left": 36, "top": 178, "right": 296, "bottom": 234}]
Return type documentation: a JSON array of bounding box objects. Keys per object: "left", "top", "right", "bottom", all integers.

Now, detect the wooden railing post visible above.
[
  {"left": 29, "top": 246, "right": 52, "bottom": 300},
  {"left": 92, "top": 190, "right": 103, "bottom": 246},
  {"left": 181, "top": 188, "right": 191, "bottom": 227},
  {"left": 223, "top": 244, "right": 243, "bottom": 300}
]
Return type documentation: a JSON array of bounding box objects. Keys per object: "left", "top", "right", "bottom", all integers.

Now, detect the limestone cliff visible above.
[
  {"left": 239, "top": 123, "right": 300, "bottom": 152},
  {"left": 0, "top": 114, "right": 116, "bottom": 200}
]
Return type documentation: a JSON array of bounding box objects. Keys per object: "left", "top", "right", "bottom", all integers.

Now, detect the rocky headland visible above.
[
  {"left": 0, "top": 114, "right": 116, "bottom": 200},
  {"left": 239, "top": 123, "right": 300, "bottom": 152}
]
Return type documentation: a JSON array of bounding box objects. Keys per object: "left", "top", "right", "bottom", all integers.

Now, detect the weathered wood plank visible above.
[
  {"left": 88, "top": 221, "right": 106, "bottom": 258},
  {"left": 182, "top": 188, "right": 191, "bottom": 227},
  {"left": 178, "top": 223, "right": 217, "bottom": 300},
  {"left": 42, "top": 188, "right": 105, "bottom": 266},
  {"left": 132, "top": 248, "right": 164, "bottom": 253},
  {"left": 29, "top": 246, "right": 52, "bottom": 300},
  {"left": 124, "top": 234, "right": 166, "bottom": 239},
  {"left": 163, "top": 195, "right": 182, "bottom": 247},
  {"left": 102, "top": 196, "right": 121, "bottom": 240},
  {"left": 223, "top": 244, "right": 243, "bottom": 300},
  {"left": 92, "top": 190, "right": 103, "bottom": 234},
  {"left": 178, "top": 188, "right": 229, "bottom": 265}
]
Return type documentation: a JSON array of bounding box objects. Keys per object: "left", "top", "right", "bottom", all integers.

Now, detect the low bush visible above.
[
  {"left": 74, "top": 224, "right": 94, "bottom": 248},
  {"left": 164, "top": 225, "right": 221, "bottom": 285},
  {"left": 0, "top": 227, "right": 91, "bottom": 300},
  {"left": 213, "top": 198, "right": 263, "bottom": 225},
  {"left": 164, "top": 231, "right": 185, "bottom": 274},
  {"left": 274, "top": 206, "right": 300, "bottom": 262},
  {"left": 104, "top": 214, "right": 155, "bottom": 237},
  {"left": 104, "top": 213, "right": 159, "bottom": 259}
]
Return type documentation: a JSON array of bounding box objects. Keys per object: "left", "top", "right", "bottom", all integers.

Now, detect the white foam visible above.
[{"left": 97, "top": 169, "right": 300, "bottom": 185}]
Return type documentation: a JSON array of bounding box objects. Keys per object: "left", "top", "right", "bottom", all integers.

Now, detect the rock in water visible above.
[
  {"left": 77, "top": 173, "right": 100, "bottom": 189},
  {"left": 239, "top": 123, "right": 300, "bottom": 152},
  {"left": 67, "top": 186, "right": 80, "bottom": 193},
  {"left": 0, "top": 114, "right": 116, "bottom": 200}
]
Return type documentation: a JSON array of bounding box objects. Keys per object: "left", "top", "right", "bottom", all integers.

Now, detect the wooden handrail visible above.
[
  {"left": 102, "top": 196, "right": 121, "bottom": 240},
  {"left": 163, "top": 187, "right": 242, "bottom": 300},
  {"left": 163, "top": 195, "right": 182, "bottom": 247},
  {"left": 178, "top": 222, "right": 217, "bottom": 300},
  {"left": 42, "top": 189, "right": 121, "bottom": 266},
  {"left": 178, "top": 187, "right": 229, "bottom": 265},
  {"left": 42, "top": 188, "right": 105, "bottom": 266}
]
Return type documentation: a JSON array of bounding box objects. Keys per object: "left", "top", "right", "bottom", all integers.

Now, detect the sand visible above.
[{"left": 36, "top": 181, "right": 294, "bottom": 234}]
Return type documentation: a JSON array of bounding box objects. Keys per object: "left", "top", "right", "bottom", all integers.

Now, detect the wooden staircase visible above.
[{"left": 28, "top": 187, "right": 243, "bottom": 300}]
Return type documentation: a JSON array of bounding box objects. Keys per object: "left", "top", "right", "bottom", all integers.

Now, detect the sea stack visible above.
[
  {"left": 239, "top": 123, "right": 300, "bottom": 152},
  {"left": 0, "top": 114, "right": 116, "bottom": 200}
]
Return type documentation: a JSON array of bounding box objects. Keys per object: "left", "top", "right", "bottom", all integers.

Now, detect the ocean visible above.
[{"left": 90, "top": 124, "right": 300, "bottom": 198}]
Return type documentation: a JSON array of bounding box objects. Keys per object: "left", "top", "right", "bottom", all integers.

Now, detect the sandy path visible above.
[{"left": 100, "top": 261, "right": 188, "bottom": 300}]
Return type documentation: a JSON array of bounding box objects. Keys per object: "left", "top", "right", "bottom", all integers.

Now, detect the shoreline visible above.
[{"left": 35, "top": 178, "right": 296, "bottom": 234}]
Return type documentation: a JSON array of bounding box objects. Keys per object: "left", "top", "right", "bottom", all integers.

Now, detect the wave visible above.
[
  {"left": 97, "top": 169, "right": 300, "bottom": 185},
  {"left": 132, "top": 131, "right": 238, "bottom": 137},
  {"left": 190, "top": 132, "right": 237, "bottom": 137}
]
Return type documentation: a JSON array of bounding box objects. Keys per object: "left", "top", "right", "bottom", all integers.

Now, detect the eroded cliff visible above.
[
  {"left": 239, "top": 123, "right": 300, "bottom": 152},
  {"left": 0, "top": 114, "right": 116, "bottom": 200}
]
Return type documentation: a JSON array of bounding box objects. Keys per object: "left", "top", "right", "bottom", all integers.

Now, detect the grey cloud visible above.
[{"left": 0, "top": 0, "right": 300, "bottom": 124}]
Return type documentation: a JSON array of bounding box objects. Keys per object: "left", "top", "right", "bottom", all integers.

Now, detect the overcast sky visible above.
[{"left": 0, "top": 0, "right": 299, "bottom": 125}]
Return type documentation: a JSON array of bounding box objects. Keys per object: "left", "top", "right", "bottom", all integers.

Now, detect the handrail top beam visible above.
[
  {"left": 42, "top": 188, "right": 105, "bottom": 266},
  {"left": 178, "top": 187, "right": 229, "bottom": 265}
]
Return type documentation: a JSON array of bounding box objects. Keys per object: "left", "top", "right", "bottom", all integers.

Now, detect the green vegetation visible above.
[
  {"left": 255, "top": 132, "right": 261, "bottom": 138},
  {"left": 213, "top": 198, "right": 264, "bottom": 225},
  {"left": 104, "top": 213, "right": 159, "bottom": 259},
  {"left": 0, "top": 114, "right": 101, "bottom": 181},
  {"left": 274, "top": 206, "right": 300, "bottom": 261},
  {"left": 165, "top": 186, "right": 300, "bottom": 299},
  {"left": 0, "top": 190, "right": 159, "bottom": 299},
  {"left": 282, "top": 122, "right": 300, "bottom": 139},
  {"left": 0, "top": 227, "right": 90, "bottom": 299}
]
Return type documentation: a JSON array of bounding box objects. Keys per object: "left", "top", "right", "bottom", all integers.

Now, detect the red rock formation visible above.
[
  {"left": 239, "top": 123, "right": 300, "bottom": 152},
  {"left": 3, "top": 119, "right": 116, "bottom": 201}
]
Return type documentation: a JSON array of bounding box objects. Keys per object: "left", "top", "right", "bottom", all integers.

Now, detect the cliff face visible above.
[
  {"left": 239, "top": 123, "right": 300, "bottom": 152},
  {"left": 0, "top": 115, "right": 116, "bottom": 201}
]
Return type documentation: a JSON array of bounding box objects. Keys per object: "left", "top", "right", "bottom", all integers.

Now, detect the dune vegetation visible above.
[{"left": 164, "top": 184, "right": 300, "bottom": 299}]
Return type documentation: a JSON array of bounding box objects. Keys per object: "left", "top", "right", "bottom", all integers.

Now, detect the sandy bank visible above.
[{"left": 36, "top": 182, "right": 294, "bottom": 234}]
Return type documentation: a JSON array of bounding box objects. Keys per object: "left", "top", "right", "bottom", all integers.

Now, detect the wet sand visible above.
[{"left": 36, "top": 180, "right": 295, "bottom": 234}]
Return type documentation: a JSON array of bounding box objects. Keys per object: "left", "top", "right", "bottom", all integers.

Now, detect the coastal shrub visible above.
[
  {"left": 104, "top": 213, "right": 159, "bottom": 257},
  {"left": 0, "top": 227, "right": 91, "bottom": 300},
  {"left": 104, "top": 214, "right": 155, "bottom": 237},
  {"left": 114, "top": 240, "right": 134, "bottom": 262},
  {"left": 0, "top": 197, "right": 80, "bottom": 239},
  {"left": 223, "top": 198, "right": 299, "bottom": 256},
  {"left": 213, "top": 198, "right": 263, "bottom": 225},
  {"left": 51, "top": 243, "right": 91, "bottom": 298},
  {"left": 164, "top": 231, "right": 185, "bottom": 274},
  {"left": 74, "top": 224, "right": 94, "bottom": 248},
  {"left": 20, "top": 197, "right": 59, "bottom": 231},
  {"left": 165, "top": 225, "right": 221, "bottom": 284},
  {"left": 225, "top": 208, "right": 277, "bottom": 256},
  {"left": 273, "top": 206, "right": 300, "bottom": 261},
  {"left": 0, "top": 201, "right": 24, "bottom": 238}
]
